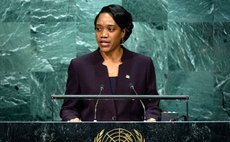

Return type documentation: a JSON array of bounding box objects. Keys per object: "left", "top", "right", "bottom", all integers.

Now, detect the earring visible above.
[{"left": 121, "top": 37, "right": 124, "bottom": 44}]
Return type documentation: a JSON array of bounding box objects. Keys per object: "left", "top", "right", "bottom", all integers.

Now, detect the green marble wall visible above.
[{"left": 0, "top": 0, "right": 229, "bottom": 121}]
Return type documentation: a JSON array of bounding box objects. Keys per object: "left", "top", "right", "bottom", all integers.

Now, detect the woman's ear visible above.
[{"left": 122, "top": 29, "right": 126, "bottom": 39}]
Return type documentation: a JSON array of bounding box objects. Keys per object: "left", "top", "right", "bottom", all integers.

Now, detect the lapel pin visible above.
[{"left": 125, "top": 74, "right": 130, "bottom": 79}]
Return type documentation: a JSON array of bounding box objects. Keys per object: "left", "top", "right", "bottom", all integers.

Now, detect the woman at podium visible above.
[{"left": 60, "top": 4, "right": 161, "bottom": 122}]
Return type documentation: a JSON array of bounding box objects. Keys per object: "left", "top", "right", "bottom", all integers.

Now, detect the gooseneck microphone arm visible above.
[
  {"left": 129, "top": 83, "right": 146, "bottom": 120},
  {"left": 94, "top": 84, "right": 104, "bottom": 122}
]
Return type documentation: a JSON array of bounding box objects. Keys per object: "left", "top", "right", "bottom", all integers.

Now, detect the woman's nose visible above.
[{"left": 101, "top": 30, "right": 108, "bottom": 38}]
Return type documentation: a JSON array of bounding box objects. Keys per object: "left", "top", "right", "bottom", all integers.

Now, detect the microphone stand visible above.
[
  {"left": 94, "top": 84, "right": 104, "bottom": 122},
  {"left": 129, "top": 83, "right": 146, "bottom": 121}
]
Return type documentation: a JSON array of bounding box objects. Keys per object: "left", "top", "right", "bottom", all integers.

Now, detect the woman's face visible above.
[{"left": 95, "top": 12, "right": 125, "bottom": 53}]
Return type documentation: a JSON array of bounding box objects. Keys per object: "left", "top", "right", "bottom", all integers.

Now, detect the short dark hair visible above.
[{"left": 94, "top": 4, "right": 134, "bottom": 43}]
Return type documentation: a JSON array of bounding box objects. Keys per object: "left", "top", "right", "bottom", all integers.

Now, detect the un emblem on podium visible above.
[{"left": 94, "top": 128, "right": 145, "bottom": 142}]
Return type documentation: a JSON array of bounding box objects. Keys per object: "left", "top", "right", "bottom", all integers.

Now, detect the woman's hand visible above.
[
  {"left": 146, "top": 118, "right": 156, "bottom": 122},
  {"left": 67, "top": 118, "right": 81, "bottom": 122}
]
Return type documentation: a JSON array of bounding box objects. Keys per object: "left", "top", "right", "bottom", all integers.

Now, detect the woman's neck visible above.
[
  {"left": 101, "top": 47, "right": 123, "bottom": 77},
  {"left": 100, "top": 47, "right": 123, "bottom": 63}
]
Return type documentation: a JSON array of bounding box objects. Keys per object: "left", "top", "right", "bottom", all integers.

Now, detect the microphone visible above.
[
  {"left": 129, "top": 83, "right": 146, "bottom": 121},
  {"left": 94, "top": 84, "right": 104, "bottom": 122}
]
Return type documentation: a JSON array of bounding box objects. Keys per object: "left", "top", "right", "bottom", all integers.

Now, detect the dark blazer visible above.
[{"left": 60, "top": 47, "right": 161, "bottom": 121}]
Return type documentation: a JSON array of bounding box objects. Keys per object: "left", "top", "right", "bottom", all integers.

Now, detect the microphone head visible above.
[
  {"left": 100, "top": 84, "right": 104, "bottom": 89},
  {"left": 129, "top": 83, "right": 134, "bottom": 89}
]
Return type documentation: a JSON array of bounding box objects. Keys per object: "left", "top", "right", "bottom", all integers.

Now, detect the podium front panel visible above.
[{"left": 0, "top": 121, "right": 229, "bottom": 142}]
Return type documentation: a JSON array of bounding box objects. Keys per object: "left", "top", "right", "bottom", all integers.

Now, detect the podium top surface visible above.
[{"left": 51, "top": 95, "right": 189, "bottom": 100}]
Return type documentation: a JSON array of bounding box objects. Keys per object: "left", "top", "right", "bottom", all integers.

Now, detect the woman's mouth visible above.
[{"left": 100, "top": 40, "right": 110, "bottom": 47}]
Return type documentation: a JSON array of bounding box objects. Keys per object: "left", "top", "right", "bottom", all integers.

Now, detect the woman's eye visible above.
[
  {"left": 108, "top": 27, "right": 114, "bottom": 32},
  {"left": 96, "top": 27, "right": 102, "bottom": 32}
]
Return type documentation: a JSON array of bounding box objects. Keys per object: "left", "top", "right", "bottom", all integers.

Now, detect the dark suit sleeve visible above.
[
  {"left": 144, "top": 58, "right": 161, "bottom": 120},
  {"left": 60, "top": 59, "right": 82, "bottom": 121}
]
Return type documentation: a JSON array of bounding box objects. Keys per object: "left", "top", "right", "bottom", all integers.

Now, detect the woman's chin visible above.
[{"left": 99, "top": 46, "right": 111, "bottom": 52}]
